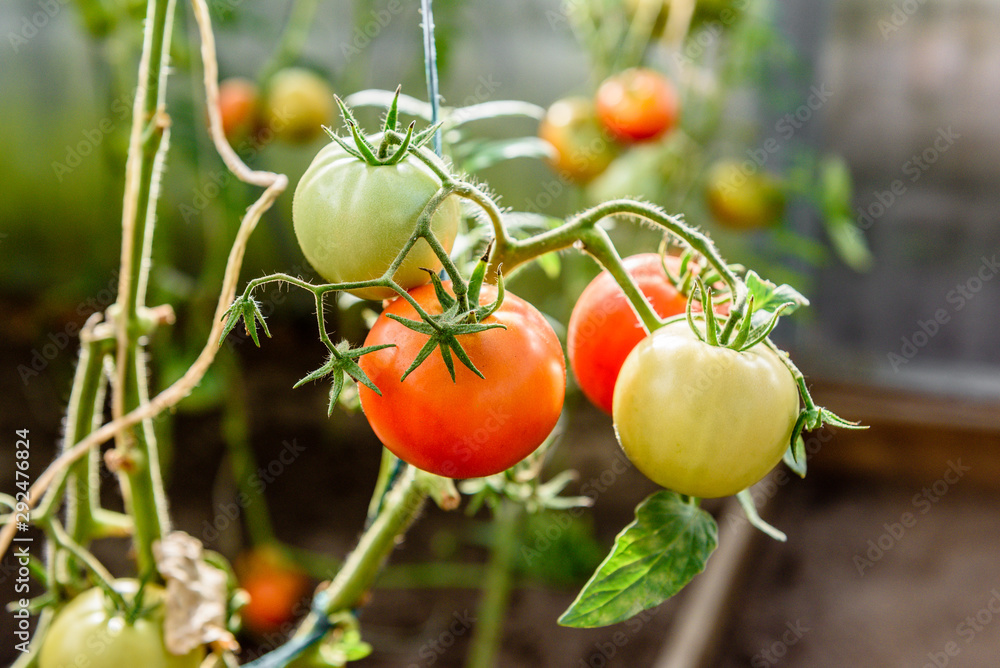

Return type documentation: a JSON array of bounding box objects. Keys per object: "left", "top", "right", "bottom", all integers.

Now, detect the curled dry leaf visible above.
[{"left": 154, "top": 531, "right": 239, "bottom": 655}]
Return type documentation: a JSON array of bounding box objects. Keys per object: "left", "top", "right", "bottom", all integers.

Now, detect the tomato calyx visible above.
[
  {"left": 385, "top": 267, "right": 507, "bottom": 382},
  {"left": 294, "top": 340, "right": 396, "bottom": 415},
  {"left": 324, "top": 87, "right": 441, "bottom": 167},
  {"left": 220, "top": 295, "right": 271, "bottom": 347}
]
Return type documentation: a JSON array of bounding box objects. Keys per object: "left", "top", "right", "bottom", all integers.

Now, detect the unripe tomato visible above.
[
  {"left": 705, "top": 160, "right": 785, "bottom": 230},
  {"left": 612, "top": 320, "right": 799, "bottom": 498},
  {"left": 292, "top": 142, "right": 461, "bottom": 300},
  {"left": 236, "top": 546, "right": 310, "bottom": 636},
  {"left": 359, "top": 283, "right": 566, "bottom": 479},
  {"left": 217, "top": 77, "right": 260, "bottom": 144},
  {"left": 567, "top": 254, "right": 689, "bottom": 415},
  {"left": 39, "top": 580, "right": 205, "bottom": 668},
  {"left": 595, "top": 68, "right": 679, "bottom": 143},
  {"left": 538, "top": 97, "right": 618, "bottom": 183},
  {"left": 262, "top": 68, "right": 335, "bottom": 144}
]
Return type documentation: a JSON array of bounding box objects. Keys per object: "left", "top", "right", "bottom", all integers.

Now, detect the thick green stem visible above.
[
  {"left": 63, "top": 330, "right": 109, "bottom": 546},
  {"left": 578, "top": 227, "right": 662, "bottom": 334},
  {"left": 317, "top": 466, "right": 428, "bottom": 615},
  {"left": 111, "top": 0, "right": 178, "bottom": 581},
  {"left": 466, "top": 500, "right": 522, "bottom": 668}
]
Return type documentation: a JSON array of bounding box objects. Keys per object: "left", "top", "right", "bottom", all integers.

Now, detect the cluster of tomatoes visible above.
[
  {"left": 538, "top": 68, "right": 786, "bottom": 232},
  {"left": 538, "top": 67, "right": 679, "bottom": 184},
  {"left": 217, "top": 67, "right": 335, "bottom": 147},
  {"left": 290, "top": 118, "right": 798, "bottom": 500}
]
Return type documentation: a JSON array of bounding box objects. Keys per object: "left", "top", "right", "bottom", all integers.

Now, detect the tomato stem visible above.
[{"left": 314, "top": 466, "right": 429, "bottom": 615}]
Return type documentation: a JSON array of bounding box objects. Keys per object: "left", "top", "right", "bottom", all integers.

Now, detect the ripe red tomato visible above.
[
  {"left": 595, "top": 68, "right": 679, "bottom": 143},
  {"left": 538, "top": 97, "right": 618, "bottom": 183},
  {"left": 236, "top": 546, "right": 310, "bottom": 636},
  {"left": 217, "top": 77, "right": 259, "bottom": 143},
  {"left": 567, "top": 254, "right": 689, "bottom": 414},
  {"left": 358, "top": 283, "right": 566, "bottom": 478}
]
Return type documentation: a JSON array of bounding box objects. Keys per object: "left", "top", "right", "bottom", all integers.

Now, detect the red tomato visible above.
[
  {"left": 595, "top": 68, "right": 679, "bottom": 143},
  {"left": 237, "top": 546, "right": 310, "bottom": 636},
  {"left": 567, "top": 254, "right": 690, "bottom": 414},
  {"left": 358, "top": 284, "right": 566, "bottom": 479},
  {"left": 217, "top": 77, "right": 260, "bottom": 143}
]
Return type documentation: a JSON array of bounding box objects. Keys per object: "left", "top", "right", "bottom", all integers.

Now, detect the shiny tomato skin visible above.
[
  {"left": 567, "top": 254, "right": 690, "bottom": 415},
  {"left": 612, "top": 320, "right": 799, "bottom": 498},
  {"left": 358, "top": 284, "right": 566, "bottom": 479},
  {"left": 596, "top": 68, "right": 680, "bottom": 143},
  {"left": 292, "top": 142, "right": 461, "bottom": 300},
  {"left": 538, "top": 97, "right": 618, "bottom": 183},
  {"left": 38, "top": 580, "right": 205, "bottom": 668}
]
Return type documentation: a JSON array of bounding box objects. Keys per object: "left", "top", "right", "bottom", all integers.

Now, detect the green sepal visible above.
[
  {"left": 293, "top": 342, "right": 394, "bottom": 416},
  {"left": 466, "top": 241, "right": 493, "bottom": 307},
  {"left": 736, "top": 489, "right": 787, "bottom": 542},
  {"left": 383, "top": 85, "right": 402, "bottom": 135},
  {"left": 558, "top": 491, "right": 717, "bottom": 628},
  {"left": 386, "top": 312, "right": 505, "bottom": 382},
  {"left": 382, "top": 121, "right": 416, "bottom": 165},
  {"left": 473, "top": 266, "right": 504, "bottom": 322},
  {"left": 412, "top": 121, "right": 444, "bottom": 149},
  {"left": 423, "top": 268, "right": 457, "bottom": 311},
  {"left": 783, "top": 435, "right": 807, "bottom": 478},
  {"left": 323, "top": 126, "right": 363, "bottom": 160},
  {"left": 219, "top": 295, "right": 271, "bottom": 347}
]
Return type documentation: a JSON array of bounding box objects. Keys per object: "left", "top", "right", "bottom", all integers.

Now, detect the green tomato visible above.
[
  {"left": 612, "top": 320, "right": 799, "bottom": 498},
  {"left": 292, "top": 141, "right": 461, "bottom": 300},
  {"left": 39, "top": 580, "right": 205, "bottom": 668},
  {"left": 705, "top": 160, "right": 785, "bottom": 231},
  {"left": 263, "top": 68, "right": 335, "bottom": 144}
]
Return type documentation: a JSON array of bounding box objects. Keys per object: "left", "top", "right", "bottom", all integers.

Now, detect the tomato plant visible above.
[
  {"left": 217, "top": 77, "right": 260, "bottom": 144},
  {"left": 567, "top": 254, "right": 690, "bottom": 414},
  {"left": 538, "top": 97, "right": 618, "bottom": 183},
  {"left": 358, "top": 282, "right": 566, "bottom": 479},
  {"left": 705, "top": 159, "right": 786, "bottom": 231},
  {"left": 595, "top": 68, "right": 679, "bottom": 143},
  {"left": 292, "top": 140, "right": 461, "bottom": 300},
  {"left": 612, "top": 319, "right": 799, "bottom": 498},
  {"left": 38, "top": 580, "right": 205, "bottom": 668},
  {"left": 236, "top": 546, "right": 310, "bottom": 636},
  {"left": 263, "top": 67, "right": 335, "bottom": 144}
]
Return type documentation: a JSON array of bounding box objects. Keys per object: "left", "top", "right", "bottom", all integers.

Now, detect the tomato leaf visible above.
[
  {"left": 744, "top": 270, "right": 809, "bottom": 329},
  {"left": 460, "top": 137, "right": 554, "bottom": 174},
  {"left": 558, "top": 491, "right": 717, "bottom": 628}
]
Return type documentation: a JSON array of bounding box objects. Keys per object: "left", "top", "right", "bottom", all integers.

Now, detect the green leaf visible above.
[
  {"left": 447, "top": 99, "right": 547, "bottom": 125},
  {"left": 536, "top": 252, "right": 561, "bottom": 279},
  {"left": 825, "top": 214, "right": 874, "bottom": 272},
  {"left": 819, "top": 154, "right": 853, "bottom": 218},
  {"left": 744, "top": 270, "right": 810, "bottom": 329},
  {"left": 558, "top": 491, "right": 717, "bottom": 628},
  {"left": 461, "top": 136, "right": 554, "bottom": 173}
]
